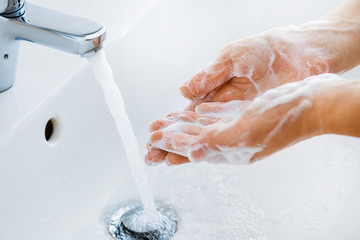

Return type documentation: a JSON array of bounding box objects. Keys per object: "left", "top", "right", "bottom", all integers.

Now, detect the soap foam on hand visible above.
[
  {"left": 151, "top": 73, "right": 345, "bottom": 166},
  {"left": 149, "top": 99, "right": 261, "bottom": 165},
  {"left": 148, "top": 103, "right": 263, "bottom": 165},
  {"left": 249, "top": 73, "right": 344, "bottom": 115},
  {"left": 181, "top": 20, "right": 358, "bottom": 103},
  {"left": 211, "top": 24, "right": 332, "bottom": 95},
  {"left": 195, "top": 73, "right": 344, "bottom": 164}
]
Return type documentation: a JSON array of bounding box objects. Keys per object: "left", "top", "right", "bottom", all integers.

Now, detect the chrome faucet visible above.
[{"left": 0, "top": 0, "right": 106, "bottom": 92}]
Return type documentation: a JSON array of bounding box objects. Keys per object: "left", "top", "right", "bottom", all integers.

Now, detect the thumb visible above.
[
  {"left": 180, "top": 54, "right": 233, "bottom": 100},
  {"left": 184, "top": 100, "right": 209, "bottom": 111}
]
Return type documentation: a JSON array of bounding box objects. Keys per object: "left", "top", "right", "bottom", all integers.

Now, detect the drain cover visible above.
[{"left": 109, "top": 202, "right": 177, "bottom": 240}]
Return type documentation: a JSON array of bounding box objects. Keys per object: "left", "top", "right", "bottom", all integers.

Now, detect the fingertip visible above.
[
  {"left": 148, "top": 147, "right": 167, "bottom": 162},
  {"left": 145, "top": 154, "right": 152, "bottom": 165},
  {"left": 148, "top": 121, "right": 156, "bottom": 132},
  {"left": 194, "top": 103, "right": 210, "bottom": 113},
  {"left": 150, "top": 130, "right": 163, "bottom": 143},
  {"left": 250, "top": 152, "right": 265, "bottom": 164},
  {"left": 167, "top": 153, "right": 190, "bottom": 165},
  {"left": 165, "top": 155, "right": 172, "bottom": 166},
  {"left": 148, "top": 119, "right": 174, "bottom": 132},
  {"left": 188, "top": 145, "right": 206, "bottom": 163},
  {"left": 166, "top": 111, "right": 180, "bottom": 118},
  {"left": 179, "top": 83, "right": 194, "bottom": 100},
  {"left": 148, "top": 120, "right": 161, "bottom": 132},
  {"left": 185, "top": 100, "right": 206, "bottom": 111},
  {"left": 180, "top": 71, "right": 209, "bottom": 101},
  {"left": 145, "top": 152, "right": 166, "bottom": 167},
  {"left": 146, "top": 143, "right": 152, "bottom": 151}
]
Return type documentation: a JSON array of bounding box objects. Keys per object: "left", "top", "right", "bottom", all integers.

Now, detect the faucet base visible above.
[{"left": 0, "top": 30, "right": 19, "bottom": 92}]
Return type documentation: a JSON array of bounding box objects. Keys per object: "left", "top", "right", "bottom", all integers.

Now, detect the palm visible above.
[{"left": 180, "top": 25, "right": 333, "bottom": 103}]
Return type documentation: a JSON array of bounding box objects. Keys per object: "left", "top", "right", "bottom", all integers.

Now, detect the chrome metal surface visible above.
[
  {"left": 12, "top": 3, "right": 106, "bottom": 55},
  {"left": 0, "top": 0, "right": 106, "bottom": 92},
  {"left": 0, "top": 0, "right": 25, "bottom": 17}
]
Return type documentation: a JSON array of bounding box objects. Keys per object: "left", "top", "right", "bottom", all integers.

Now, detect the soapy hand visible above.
[
  {"left": 180, "top": 21, "right": 359, "bottom": 106},
  {"left": 146, "top": 74, "right": 343, "bottom": 165},
  {"left": 145, "top": 101, "right": 251, "bottom": 165},
  {"left": 146, "top": 1, "right": 360, "bottom": 166}
]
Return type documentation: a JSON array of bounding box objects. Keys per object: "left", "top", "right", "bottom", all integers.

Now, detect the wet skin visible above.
[{"left": 146, "top": 0, "right": 360, "bottom": 166}]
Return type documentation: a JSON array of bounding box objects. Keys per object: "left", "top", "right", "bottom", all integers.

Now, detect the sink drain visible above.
[{"left": 108, "top": 202, "right": 177, "bottom": 240}]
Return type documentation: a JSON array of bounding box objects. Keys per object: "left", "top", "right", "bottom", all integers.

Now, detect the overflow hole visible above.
[
  {"left": 45, "top": 118, "right": 57, "bottom": 142},
  {"left": 4, "top": 54, "right": 8, "bottom": 59}
]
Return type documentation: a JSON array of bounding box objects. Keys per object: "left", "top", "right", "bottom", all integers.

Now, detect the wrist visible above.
[
  {"left": 299, "top": 20, "right": 360, "bottom": 73},
  {"left": 312, "top": 79, "right": 360, "bottom": 137},
  {"left": 327, "top": 20, "right": 360, "bottom": 70},
  {"left": 320, "top": 0, "right": 360, "bottom": 23},
  {"left": 318, "top": 0, "right": 360, "bottom": 69}
]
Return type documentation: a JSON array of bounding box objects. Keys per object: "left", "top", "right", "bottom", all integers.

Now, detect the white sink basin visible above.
[{"left": 1, "top": 0, "right": 360, "bottom": 239}]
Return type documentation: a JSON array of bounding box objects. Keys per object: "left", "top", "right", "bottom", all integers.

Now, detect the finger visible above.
[
  {"left": 180, "top": 54, "right": 233, "bottom": 100},
  {"left": 188, "top": 142, "right": 211, "bottom": 163},
  {"left": 184, "top": 100, "right": 208, "bottom": 111},
  {"left": 210, "top": 77, "right": 260, "bottom": 102},
  {"left": 195, "top": 102, "right": 228, "bottom": 113},
  {"left": 150, "top": 130, "right": 195, "bottom": 156},
  {"left": 195, "top": 100, "right": 251, "bottom": 114},
  {"left": 145, "top": 153, "right": 152, "bottom": 165},
  {"left": 148, "top": 119, "right": 175, "bottom": 132},
  {"left": 166, "top": 111, "right": 219, "bottom": 125},
  {"left": 150, "top": 119, "right": 204, "bottom": 136},
  {"left": 166, "top": 153, "right": 190, "bottom": 166},
  {"left": 151, "top": 121, "right": 204, "bottom": 136},
  {"left": 146, "top": 143, "right": 152, "bottom": 150},
  {"left": 188, "top": 128, "right": 227, "bottom": 163},
  {"left": 189, "top": 143, "right": 227, "bottom": 163},
  {"left": 145, "top": 147, "right": 167, "bottom": 165},
  {"left": 166, "top": 111, "right": 197, "bottom": 122},
  {"left": 180, "top": 123, "right": 204, "bottom": 136},
  {"left": 250, "top": 152, "right": 266, "bottom": 164}
]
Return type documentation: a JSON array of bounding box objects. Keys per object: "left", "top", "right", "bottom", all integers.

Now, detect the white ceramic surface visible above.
[{"left": 1, "top": 0, "right": 360, "bottom": 239}]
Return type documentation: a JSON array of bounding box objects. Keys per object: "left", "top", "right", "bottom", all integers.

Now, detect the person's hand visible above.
[
  {"left": 145, "top": 100, "right": 251, "bottom": 165},
  {"left": 146, "top": 74, "right": 344, "bottom": 165},
  {"left": 180, "top": 21, "right": 360, "bottom": 107}
]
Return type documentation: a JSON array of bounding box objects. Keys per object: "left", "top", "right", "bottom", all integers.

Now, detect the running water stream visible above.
[{"left": 87, "top": 50, "right": 160, "bottom": 226}]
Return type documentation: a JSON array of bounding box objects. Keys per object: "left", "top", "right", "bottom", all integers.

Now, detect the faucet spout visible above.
[
  {"left": 11, "top": 3, "right": 106, "bottom": 56},
  {"left": 0, "top": 1, "right": 106, "bottom": 92}
]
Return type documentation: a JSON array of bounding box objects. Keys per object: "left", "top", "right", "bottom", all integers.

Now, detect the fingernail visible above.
[
  {"left": 145, "top": 155, "right": 152, "bottom": 165},
  {"left": 146, "top": 143, "right": 152, "bottom": 151},
  {"left": 165, "top": 156, "right": 172, "bottom": 166}
]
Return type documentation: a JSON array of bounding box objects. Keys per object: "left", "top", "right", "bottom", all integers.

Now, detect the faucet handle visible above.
[{"left": 0, "top": 0, "right": 25, "bottom": 18}]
